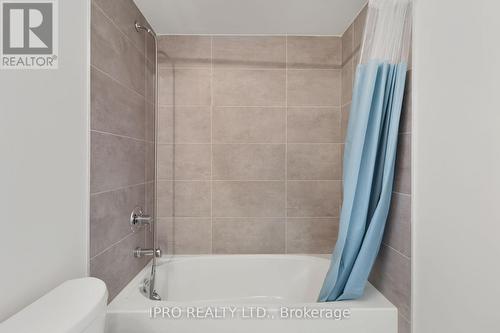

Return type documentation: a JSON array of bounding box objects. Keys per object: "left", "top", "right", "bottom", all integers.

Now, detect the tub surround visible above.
[
  {"left": 89, "top": 0, "right": 156, "bottom": 301},
  {"left": 156, "top": 35, "right": 344, "bottom": 255}
]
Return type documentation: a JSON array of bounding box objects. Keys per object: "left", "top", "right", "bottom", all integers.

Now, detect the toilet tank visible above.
[{"left": 0, "top": 278, "right": 108, "bottom": 333}]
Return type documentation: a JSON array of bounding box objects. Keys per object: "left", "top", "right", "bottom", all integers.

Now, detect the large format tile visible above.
[
  {"left": 213, "top": 107, "right": 285, "bottom": 143},
  {"left": 175, "top": 144, "right": 211, "bottom": 180},
  {"left": 158, "top": 35, "right": 211, "bottom": 68},
  {"left": 92, "top": 0, "right": 146, "bottom": 53},
  {"left": 90, "top": 131, "right": 145, "bottom": 193},
  {"left": 213, "top": 219, "right": 285, "bottom": 254},
  {"left": 286, "top": 218, "right": 339, "bottom": 253},
  {"left": 174, "top": 181, "right": 211, "bottom": 217},
  {"left": 90, "top": 184, "right": 145, "bottom": 257},
  {"left": 287, "top": 144, "right": 341, "bottom": 180},
  {"left": 341, "top": 103, "right": 351, "bottom": 141},
  {"left": 90, "top": 230, "right": 147, "bottom": 300},
  {"left": 369, "top": 244, "right": 411, "bottom": 320},
  {"left": 91, "top": 67, "right": 145, "bottom": 139},
  {"left": 157, "top": 181, "right": 173, "bottom": 217},
  {"left": 213, "top": 181, "right": 285, "bottom": 217},
  {"left": 353, "top": 5, "right": 368, "bottom": 51},
  {"left": 342, "top": 23, "right": 354, "bottom": 63},
  {"left": 342, "top": 59, "right": 353, "bottom": 104},
  {"left": 287, "top": 36, "right": 342, "bottom": 69},
  {"left": 214, "top": 69, "right": 286, "bottom": 106},
  {"left": 91, "top": 4, "right": 145, "bottom": 96},
  {"left": 174, "top": 106, "right": 211, "bottom": 143},
  {"left": 383, "top": 193, "right": 411, "bottom": 257},
  {"left": 287, "top": 107, "right": 341, "bottom": 143},
  {"left": 213, "top": 144, "right": 285, "bottom": 180},
  {"left": 287, "top": 69, "right": 341, "bottom": 107},
  {"left": 159, "top": 68, "right": 211, "bottom": 106},
  {"left": 156, "top": 218, "right": 174, "bottom": 254},
  {"left": 174, "top": 218, "right": 212, "bottom": 254},
  {"left": 158, "top": 107, "right": 173, "bottom": 143},
  {"left": 157, "top": 144, "right": 173, "bottom": 180},
  {"left": 394, "top": 133, "right": 411, "bottom": 194},
  {"left": 213, "top": 36, "right": 285, "bottom": 68},
  {"left": 287, "top": 181, "right": 341, "bottom": 217}
]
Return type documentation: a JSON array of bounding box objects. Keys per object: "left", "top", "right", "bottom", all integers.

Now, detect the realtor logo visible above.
[{"left": 1, "top": 0, "right": 58, "bottom": 69}]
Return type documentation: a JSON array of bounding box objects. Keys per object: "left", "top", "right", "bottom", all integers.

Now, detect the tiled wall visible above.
[
  {"left": 156, "top": 35, "right": 344, "bottom": 254},
  {"left": 89, "top": 0, "right": 156, "bottom": 300},
  {"left": 340, "top": 6, "right": 412, "bottom": 333}
]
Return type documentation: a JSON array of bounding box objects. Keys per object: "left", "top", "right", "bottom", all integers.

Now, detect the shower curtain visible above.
[{"left": 318, "top": 0, "right": 412, "bottom": 301}]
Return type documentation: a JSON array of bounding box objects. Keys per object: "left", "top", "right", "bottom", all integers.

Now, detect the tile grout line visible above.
[
  {"left": 285, "top": 34, "right": 288, "bottom": 254},
  {"left": 90, "top": 181, "right": 149, "bottom": 196},
  {"left": 91, "top": 64, "right": 146, "bottom": 101},
  {"left": 210, "top": 35, "right": 214, "bottom": 254},
  {"left": 91, "top": 129, "right": 149, "bottom": 143}
]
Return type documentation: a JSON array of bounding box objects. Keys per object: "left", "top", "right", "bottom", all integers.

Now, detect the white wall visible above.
[
  {"left": 413, "top": 0, "right": 500, "bottom": 332},
  {"left": 0, "top": 0, "right": 90, "bottom": 321}
]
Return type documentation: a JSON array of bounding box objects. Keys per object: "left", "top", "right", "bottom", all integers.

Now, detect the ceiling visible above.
[{"left": 134, "top": 0, "right": 367, "bottom": 36}]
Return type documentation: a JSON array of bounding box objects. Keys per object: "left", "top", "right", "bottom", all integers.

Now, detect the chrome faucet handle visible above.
[{"left": 130, "top": 206, "right": 153, "bottom": 231}]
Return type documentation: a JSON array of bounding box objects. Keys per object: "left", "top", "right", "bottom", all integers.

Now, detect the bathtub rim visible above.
[{"left": 107, "top": 254, "right": 396, "bottom": 314}]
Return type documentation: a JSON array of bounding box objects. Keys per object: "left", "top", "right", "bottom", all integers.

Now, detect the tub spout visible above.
[{"left": 134, "top": 247, "right": 161, "bottom": 258}]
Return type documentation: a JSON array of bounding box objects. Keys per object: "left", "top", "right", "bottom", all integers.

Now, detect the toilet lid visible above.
[{"left": 0, "top": 278, "right": 108, "bottom": 333}]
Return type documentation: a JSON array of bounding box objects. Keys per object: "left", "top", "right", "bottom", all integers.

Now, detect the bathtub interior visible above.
[
  {"left": 108, "top": 255, "right": 396, "bottom": 314},
  {"left": 153, "top": 255, "right": 329, "bottom": 303}
]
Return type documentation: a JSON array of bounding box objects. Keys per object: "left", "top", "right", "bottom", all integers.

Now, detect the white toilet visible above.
[{"left": 0, "top": 277, "right": 108, "bottom": 333}]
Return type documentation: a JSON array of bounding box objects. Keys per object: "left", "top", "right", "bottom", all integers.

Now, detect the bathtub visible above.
[{"left": 106, "top": 255, "right": 396, "bottom": 333}]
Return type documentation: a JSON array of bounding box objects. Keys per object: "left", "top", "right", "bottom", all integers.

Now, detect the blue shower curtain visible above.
[{"left": 318, "top": 60, "right": 408, "bottom": 301}]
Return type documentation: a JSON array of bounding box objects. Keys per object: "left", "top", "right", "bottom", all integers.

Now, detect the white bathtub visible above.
[{"left": 106, "top": 255, "right": 397, "bottom": 333}]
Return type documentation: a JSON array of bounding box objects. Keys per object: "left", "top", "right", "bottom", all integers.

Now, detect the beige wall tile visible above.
[
  {"left": 287, "top": 181, "right": 341, "bottom": 217},
  {"left": 91, "top": 5, "right": 145, "bottom": 96},
  {"left": 213, "top": 36, "right": 285, "bottom": 68},
  {"left": 90, "top": 131, "right": 145, "bottom": 193},
  {"left": 370, "top": 244, "right": 411, "bottom": 320},
  {"left": 174, "top": 181, "right": 211, "bottom": 217},
  {"left": 158, "top": 107, "right": 173, "bottom": 143},
  {"left": 145, "top": 102, "right": 155, "bottom": 142},
  {"left": 342, "top": 59, "right": 353, "bottom": 104},
  {"left": 286, "top": 218, "right": 339, "bottom": 253},
  {"left": 287, "top": 69, "right": 341, "bottom": 107},
  {"left": 91, "top": 67, "right": 145, "bottom": 140},
  {"left": 145, "top": 142, "right": 155, "bottom": 182},
  {"left": 174, "top": 218, "right": 212, "bottom": 254},
  {"left": 400, "top": 72, "right": 412, "bottom": 134},
  {"left": 342, "top": 23, "right": 354, "bottom": 64},
  {"left": 158, "top": 35, "right": 211, "bottom": 68},
  {"left": 287, "top": 36, "right": 342, "bottom": 69},
  {"left": 287, "top": 144, "right": 341, "bottom": 180},
  {"left": 90, "top": 184, "right": 145, "bottom": 257},
  {"left": 90, "top": 230, "right": 147, "bottom": 300},
  {"left": 384, "top": 193, "right": 411, "bottom": 257},
  {"left": 287, "top": 108, "right": 341, "bottom": 143},
  {"left": 92, "top": 0, "right": 146, "bottom": 53},
  {"left": 174, "top": 106, "right": 211, "bottom": 143},
  {"left": 394, "top": 133, "right": 411, "bottom": 194},
  {"left": 157, "top": 144, "right": 173, "bottom": 180},
  {"left": 214, "top": 69, "right": 286, "bottom": 106},
  {"left": 398, "top": 315, "right": 411, "bottom": 333},
  {"left": 213, "top": 219, "right": 285, "bottom": 254},
  {"left": 157, "top": 181, "right": 173, "bottom": 217},
  {"left": 213, "top": 181, "right": 285, "bottom": 217},
  {"left": 159, "top": 68, "right": 211, "bottom": 106},
  {"left": 175, "top": 144, "right": 211, "bottom": 180},
  {"left": 213, "top": 107, "right": 285, "bottom": 143},
  {"left": 157, "top": 218, "right": 174, "bottom": 254},
  {"left": 213, "top": 144, "right": 285, "bottom": 180},
  {"left": 353, "top": 5, "right": 368, "bottom": 51},
  {"left": 341, "top": 103, "right": 351, "bottom": 141}
]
